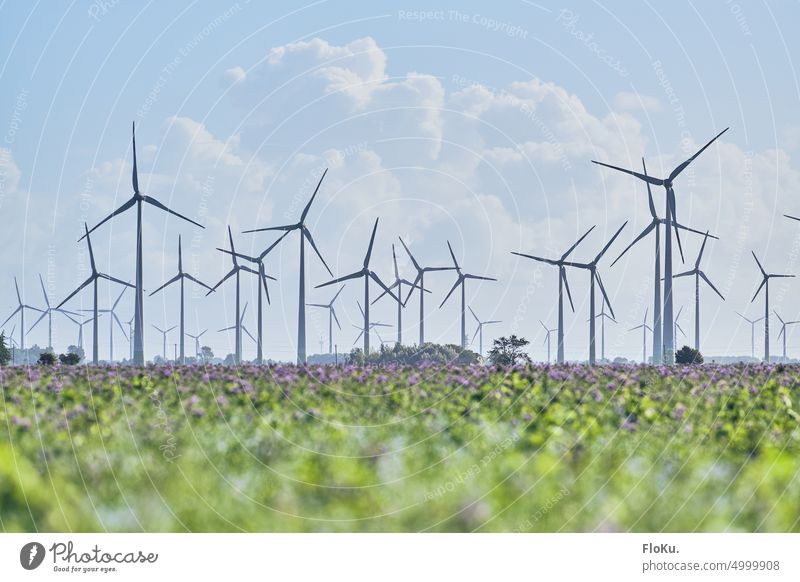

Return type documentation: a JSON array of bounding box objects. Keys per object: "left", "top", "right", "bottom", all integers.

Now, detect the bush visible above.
[
  {"left": 0, "top": 333, "right": 10, "bottom": 366},
  {"left": 59, "top": 352, "right": 81, "bottom": 365},
  {"left": 676, "top": 345, "right": 703, "bottom": 364},
  {"left": 346, "top": 343, "right": 481, "bottom": 366},
  {"left": 37, "top": 352, "right": 57, "bottom": 366},
  {"left": 488, "top": 335, "right": 531, "bottom": 366}
]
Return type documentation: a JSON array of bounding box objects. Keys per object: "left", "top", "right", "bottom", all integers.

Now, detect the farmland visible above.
[{"left": 1, "top": 363, "right": 799, "bottom": 532}]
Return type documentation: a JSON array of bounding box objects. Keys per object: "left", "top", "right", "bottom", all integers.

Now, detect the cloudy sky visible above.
[{"left": 1, "top": 1, "right": 799, "bottom": 362}]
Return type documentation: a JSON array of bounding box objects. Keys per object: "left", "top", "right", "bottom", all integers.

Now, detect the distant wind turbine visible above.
[
  {"left": 563, "top": 222, "right": 627, "bottom": 365},
  {"left": 243, "top": 170, "right": 332, "bottom": 364},
  {"left": 307, "top": 286, "right": 345, "bottom": 354},
  {"left": 774, "top": 311, "right": 800, "bottom": 360},
  {"left": 629, "top": 308, "right": 654, "bottom": 364},
  {"left": 469, "top": 306, "right": 500, "bottom": 357},
  {"left": 150, "top": 236, "right": 214, "bottom": 364},
  {"left": 440, "top": 241, "right": 497, "bottom": 349},
  {"left": 316, "top": 218, "right": 400, "bottom": 355},
  {"left": 2, "top": 277, "right": 43, "bottom": 362},
  {"left": 673, "top": 306, "right": 687, "bottom": 348},
  {"left": 735, "top": 312, "right": 765, "bottom": 359},
  {"left": 152, "top": 324, "right": 177, "bottom": 361},
  {"left": 399, "top": 237, "right": 455, "bottom": 345},
  {"left": 593, "top": 128, "right": 729, "bottom": 363},
  {"left": 63, "top": 312, "right": 101, "bottom": 351},
  {"left": 590, "top": 303, "right": 616, "bottom": 363},
  {"left": 80, "top": 123, "right": 204, "bottom": 365},
  {"left": 352, "top": 302, "right": 391, "bottom": 348},
  {"left": 539, "top": 320, "right": 557, "bottom": 363},
  {"left": 372, "top": 244, "right": 426, "bottom": 345},
  {"left": 219, "top": 302, "right": 257, "bottom": 356},
  {"left": 751, "top": 252, "right": 794, "bottom": 362},
  {"left": 79, "top": 286, "right": 130, "bottom": 362},
  {"left": 185, "top": 329, "right": 208, "bottom": 359},
  {"left": 27, "top": 274, "right": 79, "bottom": 351},
  {"left": 673, "top": 232, "right": 724, "bottom": 351},
  {"left": 56, "top": 224, "right": 134, "bottom": 364},
  {"left": 513, "top": 226, "right": 595, "bottom": 363}
]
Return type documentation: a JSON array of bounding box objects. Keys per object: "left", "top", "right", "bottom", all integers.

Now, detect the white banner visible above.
[{"left": 1, "top": 534, "right": 797, "bottom": 581}]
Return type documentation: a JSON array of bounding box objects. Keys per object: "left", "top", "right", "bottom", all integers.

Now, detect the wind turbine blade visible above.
[
  {"left": 696, "top": 232, "right": 710, "bottom": 268},
  {"left": 468, "top": 305, "right": 479, "bottom": 323},
  {"left": 539, "top": 320, "right": 548, "bottom": 333},
  {"left": 227, "top": 226, "right": 238, "bottom": 266},
  {"left": 79, "top": 198, "right": 136, "bottom": 241},
  {"left": 594, "top": 221, "right": 628, "bottom": 263},
  {"left": 99, "top": 274, "right": 136, "bottom": 289},
  {"left": 112, "top": 285, "right": 128, "bottom": 308},
  {"left": 751, "top": 278, "right": 766, "bottom": 302},
  {"left": 258, "top": 229, "right": 293, "bottom": 260},
  {"left": 303, "top": 226, "right": 333, "bottom": 276},
  {"left": 485, "top": 320, "right": 501, "bottom": 325},
  {"left": 152, "top": 325, "right": 165, "bottom": 334},
  {"left": 778, "top": 325, "right": 785, "bottom": 339},
  {"left": 242, "top": 224, "right": 296, "bottom": 234},
  {"left": 364, "top": 218, "right": 380, "bottom": 268},
  {"left": 672, "top": 222, "right": 717, "bottom": 239},
  {"left": 301, "top": 168, "right": 328, "bottom": 222},
  {"left": 446, "top": 241, "right": 460, "bottom": 271},
  {"left": 316, "top": 270, "right": 364, "bottom": 289},
  {"left": 391, "top": 244, "right": 399, "bottom": 280},
  {"left": 561, "top": 269, "right": 575, "bottom": 312},
  {"left": 370, "top": 280, "right": 399, "bottom": 305},
  {"left": 464, "top": 274, "right": 497, "bottom": 282},
  {"left": 55, "top": 276, "right": 94, "bottom": 309},
  {"left": 595, "top": 271, "right": 615, "bottom": 319},
  {"left": 735, "top": 312, "right": 752, "bottom": 324},
  {"left": 259, "top": 265, "right": 271, "bottom": 305},
  {"left": 473, "top": 322, "right": 481, "bottom": 341},
  {"left": 166, "top": 325, "right": 177, "bottom": 333},
  {"left": 353, "top": 329, "right": 364, "bottom": 345},
  {"left": 676, "top": 323, "right": 686, "bottom": 337},
  {"left": 131, "top": 121, "right": 139, "bottom": 192},
  {"left": 183, "top": 273, "right": 214, "bottom": 291},
  {"left": 672, "top": 269, "right": 696, "bottom": 278},
  {"left": 698, "top": 271, "right": 725, "bottom": 300},
  {"left": 207, "top": 267, "right": 237, "bottom": 295},
  {"left": 774, "top": 309, "right": 785, "bottom": 325},
  {"left": 510, "top": 252, "right": 560, "bottom": 266},
  {"left": 331, "top": 285, "right": 346, "bottom": 305},
  {"left": 629, "top": 325, "right": 644, "bottom": 331},
  {"left": 771, "top": 274, "right": 795, "bottom": 279},
  {"left": 592, "top": 160, "right": 664, "bottom": 186},
  {"left": 307, "top": 303, "right": 328, "bottom": 308},
  {"left": 143, "top": 195, "right": 204, "bottom": 229},
  {"left": 751, "top": 251, "right": 766, "bottom": 276},
  {"left": 404, "top": 273, "right": 421, "bottom": 305},
  {"left": 177, "top": 235, "right": 182, "bottom": 273},
  {"left": 216, "top": 247, "right": 255, "bottom": 263},
  {"left": 239, "top": 265, "right": 259, "bottom": 276},
  {"left": 14, "top": 277, "right": 21, "bottom": 305},
  {"left": 669, "top": 188, "right": 685, "bottom": 263},
  {"left": 150, "top": 274, "right": 181, "bottom": 297},
  {"left": 369, "top": 271, "right": 401, "bottom": 303},
  {"left": 218, "top": 326, "right": 235, "bottom": 333},
  {"left": 439, "top": 278, "right": 462, "bottom": 308},
  {"left": 27, "top": 309, "right": 49, "bottom": 335},
  {"left": 398, "top": 237, "right": 421, "bottom": 272},
  {"left": 38, "top": 274, "right": 50, "bottom": 307},
  {"left": 113, "top": 313, "right": 128, "bottom": 340},
  {"left": 668, "top": 127, "right": 729, "bottom": 182},
  {"left": 243, "top": 326, "right": 256, "bottom": 343},
  {"left": 642, "top": 158, "right": 658, "bottom": 219},
  {"left": 561, "top": 225, "right": 596, "bottom": 260},
  {"left": 785, "top": 214, "right": 800, "bottom": 224},
  {"left": 331, "top": 307, "right": 341, "bottom": 330},
  {"left": 240, "top": 302, "right": 249, "bottom": 322}
]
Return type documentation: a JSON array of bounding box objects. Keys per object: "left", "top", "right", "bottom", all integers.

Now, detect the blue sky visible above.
[{"left": 1, "top": 1, "right": 800, "bottom": 361}]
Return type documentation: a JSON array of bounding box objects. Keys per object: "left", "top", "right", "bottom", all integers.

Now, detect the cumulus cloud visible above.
[{"left": 613, "top": 91, "right": 662, "bottom": 114}]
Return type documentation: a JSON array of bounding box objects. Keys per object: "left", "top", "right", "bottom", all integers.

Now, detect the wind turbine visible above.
[
  {"left": 27, "top": 274, "right": 78, "bottom": 351},
  {"left": 1, "top": 277, "right": 43, "bottom": 362},
  {"left": 243, "top": 170, "right": 332, "bottom": 364},
  {"left": 592, "top": 303, "right": 616, "bottom": 362},
  {"left": 352, "top": 302, "right": 392, "bottom": 348},
  {"left": 629, "top": 308, "right": 654, "bottom": 364},
  {"left": 440, "top": 241, "right": 497, "bottom": 349},
  {"left": 673, "top": 232, "right": 725, "bottom": 351},
  {"left": 539, "top": 320, "right": 557, "bottom": 363},
  {"left": 152, "top": 324, "right": 176, "bottom": 361},
  {"left": 216, "top": 233, "right": 283, "bottom": 364},
  {"left": 316, "top": 218, "right": 400, "bottom": 355},
  {"left": 468, "top": 306, "right": 500, "bottom": 357},
  {"left": 751, "top": 252, "right": 795, "bottom": 362},
  {"left": 185, "top": 329, "right": 208, "bottom": 359},
  {"left": 773, "top": 311, "right": 800, "bottom": 360},
  {"left": 593, "top": 128, "right": 729, "bottom": 364},
  {"left": 149, "top": 235, "right": 214, "bottom": 364},
  {"left": 62, "top": 312, "right": 101, "bottom": 351},
  {"left": 80, "top": 123, "right": 204, "bottom": 365},
  {"left": 79, "top": 286, "right": 129, "bottom": 362},
  {"left": 207, "top": 227, "right": 261, "bottom": 365},
  {"left": 56, "top": 224, "right": 134, "bottom": 364},
  {"left": 512, "top": 226, "right": 595, "bottom": 363},
  {"left": 562, "top": 222, "right": 627, "bottom": 365},
  {"left": 735, "top": 312, "right": 765, "bottom": 359},
  {"left": 399, "top": 237, "right": 455, "bottom": 345},
  {"left": 611, "top": 158, "right": 718, "bottom": 363},
  {"left": 307, "top": 286, "right": 345, "bottom": 354},
  {"left": 372, "top": 243, "right": 427, "bottom": 345},
  {"left": 218, "top": 302, "right": 257, "bottom": 358},
  {"left": 673, "top": 306, "right": 687, "bottom": 348}
]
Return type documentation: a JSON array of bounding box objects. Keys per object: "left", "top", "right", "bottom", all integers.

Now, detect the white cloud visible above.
[{"left": 613, "top": 91, "right": 663, "bottom": 114}]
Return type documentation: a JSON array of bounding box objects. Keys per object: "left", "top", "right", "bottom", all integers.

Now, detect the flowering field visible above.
[{"left": 1, "top": 363, "right": 799, "bottom": 532}]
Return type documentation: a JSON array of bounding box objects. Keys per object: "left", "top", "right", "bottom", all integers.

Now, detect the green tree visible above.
[
  {"left": 0, "top": 333, "right": 10, "bottom": 366},
  {"left": 59, "top": 352, "right": 81, "bottom": 365},
  {"left": 38, "top": 351, "right": 57, "bottom": 366},
  {"left": 676, "top": 345, "right": 703, "bottom": 364},
  {"left": 65, "top": 344, "right": 84, "bottom": 363},
  {"left": 200, "top": 346, "right": 214, "bottom": 362},
  {"left": 488, "top": 335, "right": 531, "bottom": 366}
]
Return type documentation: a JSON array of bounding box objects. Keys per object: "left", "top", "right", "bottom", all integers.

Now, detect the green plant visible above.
[
  {"left": 0, "top": 333, "right": 10, "bottom": 366},
  {"left": 488, "top": 335, "right": 531, "bottom": 366},
  {"left": 675, "top": 345, "right": 703, "bottom": 364},
  {"left": 59, "top": 352, "right": 81, "bottom": 365},
  {"left": 37, "top": 351, "right": 57, "bottom": 366}
]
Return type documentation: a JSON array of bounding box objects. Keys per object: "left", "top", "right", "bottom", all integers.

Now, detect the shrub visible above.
[
  {"left": 59, "top": 352, "right": 81, "bottom": 365},
  {"left": 37, "top": 351, "right": 57, "bottom": 366},
  {"left": 488, "top": 335, "right": 531, "bottom": 366},
  {"left": 676, "top": 345, "right": 703, "bottom": 364}
]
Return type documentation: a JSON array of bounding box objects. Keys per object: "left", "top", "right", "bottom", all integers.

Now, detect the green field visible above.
[{"left": 1, "top": 363, "right": 798, "bottom": 532}]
